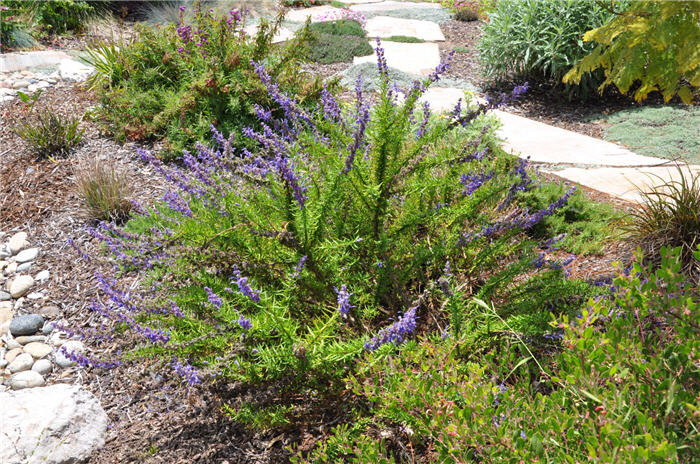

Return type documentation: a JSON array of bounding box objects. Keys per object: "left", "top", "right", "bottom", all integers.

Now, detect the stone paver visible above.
[
  {"left": 336, "top": 0, "right": 383, "bottom": 4},
  {"left": 354, "top": 41, "right": 440, "bottom": 76},
  {"left": 365, "top": 16, "right": 445, "bottom": 41},
  {"left": 243, "top": 24, "right": 294, "bottom": 43},
  {"left": 285, "top": 5, "right": 342, "bottom": 23},
  {"left": 0, "top": 50, "right": 72, "bottom": 73},
  {"left": 544, "top": 165, "right": 700, "bottom": 203},
  {"left": 350, "top": 1, "right": 441, "bottom": 12},
  {"left": 493, "top": 110, "right": 668, "bottom": 167}
]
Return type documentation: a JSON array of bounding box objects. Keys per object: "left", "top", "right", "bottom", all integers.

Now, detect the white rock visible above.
[
  {"left": 16, "top": 262, "right": 32, "bottom": 273},
  {"left": 11, "top": 79, "right": 29, "bottom": 89},
  {"left": 35, "top": 270, "right": 50, "bottom": 282},
  {"left": 14, "top": 247, "right": 38, "bottom": 263},
  {"left": 0, "top": 384, "right": 108, "bottom": 463},
  {"left": 8, "top": 232, "right": 28, "bottom": 254},
  {"left": 5, "top": 336, "right": 22, "bottom": 350},
  {"left": 0, "top": 87, "right": 17, "bottom": 97},
  {"left": 24, "top": 342, "right": 52, "bottom": 359},
  {"left": 9, "top": 275, "right": 34, "bottom": 298},
  {"left": 7, "top": 370, "right": 45, "bottom": 390},
  {"left": 0, "top": 358, "right": 6, "bottom": 368},
  {"left": 8, "top": 352, "right": 34, "bottom": 372},
  {"left": 27, "top": 292, "right": 44, "bottom": 300},
  {"left": 5, "top": 261, "right": 17, "bottom": 274},
  {"left": 27, "top": 83, "right": 39, "bottom": 92},
  {"left": 31, "top": 358, "right": 53, "bottom": 375},
  {"left": 54, "top": 340, "right": 85, "bottom": 368},
  {"left": 36, "top": 80, "right": 51, "bottom": 89},
  {"left": 0, "top": 305, "right": 13, "bottom": 336},
  {"left": 58, "top": 58, "right": 94, "bottom": 82}
]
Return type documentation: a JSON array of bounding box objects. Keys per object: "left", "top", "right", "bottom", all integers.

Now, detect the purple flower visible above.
[
  {"left": 204, "top": 287, "right": 222, "bottom": 309},
  {"left": 232, "top": 267, "right": 260, "bottom": 303},
  {"left": 365, "top": 305, "right": 418, "bottom": 351},
  {"left": 290, "top": 256, "right": 307, "bottom": 279},
  {"left": 172, "top": 357, "right": 201, "bottom": 386},
  {"left": 335, "top": 285, "right": 354, "bottom": 317},
  {"left": 375, "top": 38, "right": 388, "bottom": 77},
  {"left": 459, "top": 170, "right": 494, "bottom": 196},
  {"left": 416, "top": 101, "right": 431, "bottom": 139},
  {"left": 237, "top": 315, "right": 252, "bottom": 330}
]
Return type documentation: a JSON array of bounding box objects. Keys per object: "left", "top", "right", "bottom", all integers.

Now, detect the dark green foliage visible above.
[
  {"left": 478, "top": 0, "right": 621, "bottom": 100},
  {"left": 306, "top": 247, "right": 699, "bottom": 463},
  {"left": 89, "top": 9, "right": 326, "bottom": 158},
  {"left": 11, "top": 92, "right": 84, "bottom": 159},
  {"left": 0, "top": 1, "right": 34, "bottom": 51},
  {"left": 307, "top": 32, "right": 374, "bottom": 64},
  {"left": 519, "top": 181, "right": 623, "bottom": 255},
  {"left": 627, "top": 166, "right": 700, "bottom": 276},
  {"left": 599, "top": 105, "right": 700, "bottom": 163},
  {"left": 384, "top": 35, "right": 425, "bottom": 43},
  {"left": 28, "top": 0, "right": 94, "bottom": 35},
  {"left": 308, "top": 19, "right": 365, "bottom": 37},
  {"left": 307, "top": 20, "right": 373, "bottom": 64}
]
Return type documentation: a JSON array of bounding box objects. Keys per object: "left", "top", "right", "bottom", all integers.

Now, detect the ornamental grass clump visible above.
[
  {"left": 77, "top": 42, "right": 583, "bottom": 389},
  {"left": 88, "top": 5, "right": 326, "bottom": 158}
]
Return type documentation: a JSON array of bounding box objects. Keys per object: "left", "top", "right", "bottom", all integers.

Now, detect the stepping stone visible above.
[
  {"left": 354, "top": 41, "right": 441, "bottom": 76},
  {"left": 335, "top": 0, "right": 383, "bottom": 4},
  {"left": 0, "top": 50, "right": 72, "bottom": 73},
  {"left": 350, "top": 1, "right": 441, "bottom": 12},
  {"left": 418, "top": 87, "right": 482, "bottom": 113},
  {"left": 366, "top": 16, "right": 445, "bottom": 41},
  {"left": 243, "top": 24, "right": 294, "bottom": 43},
  {"left": 285, "top": 5, "right": 343, "bottom": 23},
  {"left": 493, "top": 111, "right": 668, "bottom": 167},
  {"left": 543, "top": 165, "right": 700, "bottom": 203}
]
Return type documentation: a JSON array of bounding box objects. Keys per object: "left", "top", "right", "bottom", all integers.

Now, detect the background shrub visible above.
[
  {"left": 478, "top": 0, "right": 620, "bottom": 100},
  {"left": 90, "top": 7, "right": 326, "bottom": 158},
  {"left": 25, "top": 0, "right": 95, "bottom": 35},
  {"left": 564, "top": 0, "right": 699, "bottom": 104}
]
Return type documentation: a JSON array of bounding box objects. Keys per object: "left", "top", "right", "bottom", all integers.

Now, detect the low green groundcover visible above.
[{"left": 599, "top": 105, "right": 700, "bottom": 163}]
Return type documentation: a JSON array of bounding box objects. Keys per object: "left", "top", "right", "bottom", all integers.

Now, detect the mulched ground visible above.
[{"left": 0, "top": 15, "right": 648, "bottom": 464}]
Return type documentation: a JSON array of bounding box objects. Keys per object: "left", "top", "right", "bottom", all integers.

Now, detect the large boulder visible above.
[{"left": 0, "top": 384, "right": 109, "bottom": 464}]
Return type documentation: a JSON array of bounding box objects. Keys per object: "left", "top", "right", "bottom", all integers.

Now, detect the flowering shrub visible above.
[
  {"left": 91, "top": 7, "right": 325, "bottom": 158},
  {"left": 306, "top": 247, "right": 699, "bottom": 463},
  {"left": 441, "top": 0, "right": 495, "bottom": 21},
  {"left": 315, "top": 8, "right": 367, "bottom": 27},
  {"left": 80, "top": 42, "right": 587, "bottom": 394}
]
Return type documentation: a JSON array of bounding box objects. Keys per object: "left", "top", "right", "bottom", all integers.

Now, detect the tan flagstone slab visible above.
[
  {"left": 365, "top": 16, "right": 444, "bottom": 41},
  {"left": 284, "top": 5, "right": 342, "bottom": 23},
  {"left": 543, "top": 165, "right": 700, "bottom": 203},
  {"left": 0, "top": 51, "right": 72, "bottom": 73},
  {"left": 418, "top": 87, "right": 486, "bottom": 113},
  {"left": 350, "top": 1, "right": 442, "bottom": 12},
  {"left": 243, "top": 24, "right": 294, "bottom": 43},
  {"left": 353, "top": 41, "right": 441, "bottom": 76},
  {"left": 493, "top": 110, "right": 667, "bottom": 167}
]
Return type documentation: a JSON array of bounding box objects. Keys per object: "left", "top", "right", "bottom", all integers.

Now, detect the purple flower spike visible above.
[
  {"left": 172, "top": 357, "right": 201, "bottom": 386},
  {"left": 365, "top": 305, "right": 418, "bottom": 351},
  {"left": 232, "top": 267, "right": 260, "bottom": 303},
  {"left": 335, "top": 285, "right": 354, "bottom": 317},
  {"left": 204, "top": 287, "right": 223, "bottom": 309}
]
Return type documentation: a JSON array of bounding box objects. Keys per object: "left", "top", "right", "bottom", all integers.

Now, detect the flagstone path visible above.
[{"left": 2, "top": 0, "right": 696, "bottom": 204}]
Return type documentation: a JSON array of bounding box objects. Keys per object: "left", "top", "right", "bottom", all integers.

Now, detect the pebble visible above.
[
  {"left": 5, "top": 347, "right": 23, "bottom": 363},
  {"left": 35, "top": 270, "right": 50, "bottom": 282},
  {"left": 55, "top": 340, "right": 85, "bottom": 368},
  {"left": 5, "top": 337, "right": 21, "bottom": 350},
  {"left": 0, "top": 291, "right": 10, "bottom": 301},
  {"left": 8, "top": 352, "right": 34, "bottom": 373},
  {"left": 9, "top": 314, "right": 44, "bottom": 336},
  {"left": 5, "top": 262, "right": 17, "bottom": 274},
  {"left": 24, "top": 342, "right": 51, "bottom": 359},
  {"left": 0, "top": 359, "right": 6, "bottom": 368},
  {"left": 14, "top": 247, "right": 38, "bottom": 263},
  {"left": 16, "top": 262, "right": 32, "bottom": 273},
  {"left": 41, "top": 321, "right": 55, "bottom": 335},
  {"left": 9, "top": 275, "right": 34, "bottom": 298},
  {"left": 27, "top": 292, "right": 44, "bottom": 300},
  {"left": 8, "top": 232, "right": 28, "bottom": 254},
  {"left": 31, "top": 358, "right": 52, "bottom": 375},
  {"left": 8, "top": 370, "right": 45, "bottom": 389},
  {"left": 39, "top": 305, "right": 60, "bottom": 319},
  {"left": 15, "top": 335, "right": 46, "bottom": 345},
  {"left": 11, "top": 80, "right": 29, "bottom": 89}
]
